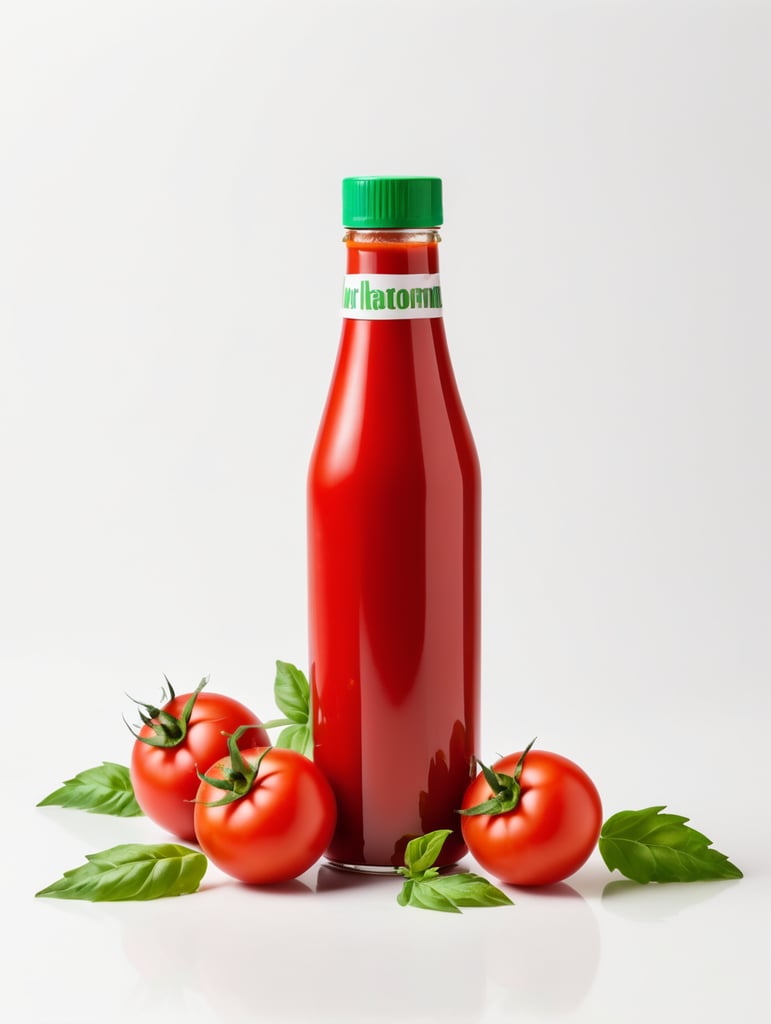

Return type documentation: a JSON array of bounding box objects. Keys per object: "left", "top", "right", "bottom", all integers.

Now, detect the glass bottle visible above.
[{"left": 307, "top": 176, "right": 480, "bottom": 870}]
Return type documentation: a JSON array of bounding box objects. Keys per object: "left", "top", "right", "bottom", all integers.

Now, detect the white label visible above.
[{"left": 342, "top": 274, "right": 443, "bottom": 320}]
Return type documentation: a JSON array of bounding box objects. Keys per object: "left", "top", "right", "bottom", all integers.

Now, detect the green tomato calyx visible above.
[
  {"left": 458, "top": 738, "right": 537, "bottom": 817},
  {"left": 195, "top": 726, "right": 272, "bottom": 807},
  {"left": 124, "top": 676, "right": 207, "bottom": 749}
]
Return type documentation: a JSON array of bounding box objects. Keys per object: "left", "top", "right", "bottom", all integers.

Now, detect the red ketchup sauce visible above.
[{"left": 308, "top": 180, "right": 480, "bottom": 869}]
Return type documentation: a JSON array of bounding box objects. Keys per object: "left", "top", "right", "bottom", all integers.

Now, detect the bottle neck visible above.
[{"left": 344, "top": 228, "right": 441, "bottom": 276}]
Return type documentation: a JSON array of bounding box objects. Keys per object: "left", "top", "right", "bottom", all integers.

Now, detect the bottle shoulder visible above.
[{"left": 308, "top": 322, "right": 478, "bottom": 491}]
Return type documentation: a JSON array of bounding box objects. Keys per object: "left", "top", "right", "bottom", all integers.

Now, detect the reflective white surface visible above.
[
  {"left": 7, "top": 656, "right": 769, "bottom": 1024},
  {"left": 14, "top": 809, "right": 771, "bottom": 1023}
]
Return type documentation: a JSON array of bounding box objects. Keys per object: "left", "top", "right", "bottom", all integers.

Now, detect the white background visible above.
[{"left": 1, "top": 2, "right": 769, "bottom": 1022}]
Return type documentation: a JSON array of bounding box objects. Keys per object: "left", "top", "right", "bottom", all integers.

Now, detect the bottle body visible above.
[{"left": 308, "top": 228, "right": 480, "bottom": 869}]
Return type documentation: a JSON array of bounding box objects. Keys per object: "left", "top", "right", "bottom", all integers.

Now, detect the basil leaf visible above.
[
  {"left": 599, "top": 806, "right": 743, "bottom": 884},
  {"left": 398, "top": 873, "right": 513, "bottom": 913},
  {"left": 397, "top": 829, "right": 514, "bottom": 913},
  {"left": 37, "top": 762, "right": 143, "bottom": 817},
  {"left": 277, "top": 722, "right": 314, "bottom": 759},
  {"left": 403, "top": 829, "right": 453, "bottom": 876},
  {"left": 403, "top": 879, "right": 462, "bottom": 914},
  {"left": 35, "top": 844, "right": 207, "bottom": 902},
  {"left": 432, "top": 872, "right": 514, "bottom": 908},
  {"left": 261, "top": 661, "right": 314, "bottom": 757},
  {"left": 397, "top": 879, "right": 414, "bottom": 907},
  {"left": 274, "top": 661, "right": 310, "bottom": 724}
]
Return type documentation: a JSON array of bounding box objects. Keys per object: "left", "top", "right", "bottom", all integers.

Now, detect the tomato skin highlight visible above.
[
  {"left": 460, "top": 750, "right": 602, "bottom": 886},
  {"left": 130, "top": 692, "right": 268, "bottom": 841},
  {"left": 194, "top": 747, "right": 337, "bottom": 885}
]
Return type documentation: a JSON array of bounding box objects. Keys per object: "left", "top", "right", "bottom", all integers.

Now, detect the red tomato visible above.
[
  {"left": 194, "top": 746, "right": 336, "bottom": 885},
  {"left": 129, "top": 679, "right": 268, "bottom": 841},
  {"left": 460, "top": 747, "right": 602, "bottom": 886}
]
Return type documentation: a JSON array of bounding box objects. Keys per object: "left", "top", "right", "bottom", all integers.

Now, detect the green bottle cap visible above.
[{"left": 342, "top": 176, "right": 443, "bottom": 229}]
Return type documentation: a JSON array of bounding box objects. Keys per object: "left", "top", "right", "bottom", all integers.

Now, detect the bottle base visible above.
[
  {"left": 324, "top": 857, "right": 462, "bottom": 876},
  {"left": 324, "top": 858, "right": 400, "bottom": 876}
]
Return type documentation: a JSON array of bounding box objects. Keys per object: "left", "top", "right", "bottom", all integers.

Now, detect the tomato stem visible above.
[
  {"left": 195, "top": 728, "right": 273, "bottom": 808},
  {"left": 124, "top": 677, "right": 208, "bottom": 749},
  {"left": 458, "top": 738, "right": 537, "bottom": 817}
]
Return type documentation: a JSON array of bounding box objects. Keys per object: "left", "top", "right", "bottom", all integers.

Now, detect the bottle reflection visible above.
[
  {"left": 114, "top": 878, "right": 487, "bottom": 1021},
  {"left": 483, "top": 883, "right": 601, "bottom": 1016},
  {"left": 388, "top": 719, "right": 475, "bottom": 867}
]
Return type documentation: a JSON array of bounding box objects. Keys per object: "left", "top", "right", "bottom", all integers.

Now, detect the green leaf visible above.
[
  {"left": 261, "top": 661, "right": 314, "bottom": 758},
  {"left": 403, "top": 829, "right": 453, "bottom": 876},
  {"left": 398, "top": 872, "right": 513, "bottom": 913},
  {"left": 434, "top": 872, "right": 514, "bottom": 908},
  {"left": 401, "top": 878, "right": 462, "bottom": 913},
  {"left": 599, "top": 806, "right": 744, "bottom": 884},
  {"left": 276, "top": 723, "right": 313, "bottom": 758},
  {"left": 274, "top": 661, "right": 310, "bottom": 724},
  {"left": 397, "top": 879, "right": 413, "bottom": 907},
  {"left": 35, "top": 844, "right": 207, "bottom": 902},
  {"left": 37, "top": 763, "right": 143, "bottom": 817},
  {"left": 396, "top": 828, "right": 514, "bottom": 913}
]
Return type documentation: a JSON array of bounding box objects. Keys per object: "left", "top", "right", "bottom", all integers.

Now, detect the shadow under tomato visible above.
[
  {"left": 502, "top": 879, "right": 587, "bottom": 899},
  {"left": 240, "top": 878, "right": 314, "bottom": 895}
]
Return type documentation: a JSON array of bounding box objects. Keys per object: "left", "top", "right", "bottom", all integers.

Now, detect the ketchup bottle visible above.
[{"left": 307, "top": 177, "right": 480, "bottom": 870}]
